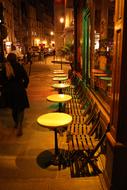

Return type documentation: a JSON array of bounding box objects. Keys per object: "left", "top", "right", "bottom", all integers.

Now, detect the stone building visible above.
[{"left": 0, "top": 0, "right": 54, "bottom": 54}]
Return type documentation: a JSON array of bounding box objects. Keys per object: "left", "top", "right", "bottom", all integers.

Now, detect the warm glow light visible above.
[
  {"left": 5, "top": 41, "right": 12, "bottom": 46},
  {"left": 50, "top": 31, "right": 54, "bottom": 36},
  {"left": 51, "top": 40, "right": 55, "bottom": 44},
  {"left": 94, "top": 32, "right": 100, "bottom": 50},
  {"left": 60, "top": 17, "right": 64, "bottom": 23},
  {"left": 34, "top": 38, "right": 40, "bottom": 46},
  {"left": 65, "top": 17, "right": 69, "bottom": 27},
  {"left": 42, "top": 40, "right": 47, "bottom": 45}
]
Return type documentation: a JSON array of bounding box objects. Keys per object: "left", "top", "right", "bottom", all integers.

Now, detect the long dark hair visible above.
[{"left": 5, "top": 53, "right": 16, "bottom": 79}]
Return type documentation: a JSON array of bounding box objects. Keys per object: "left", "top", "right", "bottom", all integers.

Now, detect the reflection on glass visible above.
[{"left": 90, "top": 0, "right": 115, "bottom": 104}]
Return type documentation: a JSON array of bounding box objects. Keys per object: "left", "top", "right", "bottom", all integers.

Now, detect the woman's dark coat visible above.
[{"left": 2, "top": 61, "right": 30, "bottom": 111}]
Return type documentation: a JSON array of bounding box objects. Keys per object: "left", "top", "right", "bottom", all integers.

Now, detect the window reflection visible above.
[{"left": 90, "top": 0, "right": 115, "bottom": 104}]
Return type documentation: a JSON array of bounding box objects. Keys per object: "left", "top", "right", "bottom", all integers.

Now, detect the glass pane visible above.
[{"left": 90, "top": 0, "right": 115, "bottom": 105}]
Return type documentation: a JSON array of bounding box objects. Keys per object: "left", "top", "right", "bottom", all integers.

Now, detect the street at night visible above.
[
  {"left": 0, "top": 57, "right": 101, "bottom": 189},
  {"left": 0, "top": 0, "right": 127, "bottom": 190}
]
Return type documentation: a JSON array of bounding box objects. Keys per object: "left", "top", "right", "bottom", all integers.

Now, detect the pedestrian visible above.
[
  {"left": 26, "top": 48, "right": 32, "bottom": 75},
  {"left": 1, "top": 53, "right": 30, "bottom": 137}
]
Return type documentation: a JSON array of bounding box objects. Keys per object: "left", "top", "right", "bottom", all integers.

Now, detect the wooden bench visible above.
[
  {"left": 67, "top": 110, "right": 100, "bottom": 138},
  {"left": 65, "top": 93, "right": 92, "bottom": 116},
  {"left": 67, "top": 117, "right": 110, "bottom": 177}
]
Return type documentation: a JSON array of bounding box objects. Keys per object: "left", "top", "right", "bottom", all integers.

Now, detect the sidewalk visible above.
[{"left": 0, "top": 57, "right": 103, "bottom": 190}]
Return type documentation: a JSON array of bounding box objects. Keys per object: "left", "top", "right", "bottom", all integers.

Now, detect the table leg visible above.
[
  {"left": 59, "top": 103, "right": 62, "bottom": 112},
  {"left": 54, "top": 128, "right": 70, "bottom": 169},
  {"left": 54, "top": 128, "right": 58, "bottom": 155},
  {"left": 37, "top": 128, "right": 59, "bottom": 168},
  {"left": 59, "top": 89, "right": 62, "bottom": 94}
]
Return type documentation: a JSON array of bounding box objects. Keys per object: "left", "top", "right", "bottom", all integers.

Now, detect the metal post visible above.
[{"left": 61, "top": 55, "right": 62, "bottom": 69}]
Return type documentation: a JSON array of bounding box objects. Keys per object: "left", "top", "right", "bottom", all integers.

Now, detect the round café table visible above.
[
  {"left": 47, "top": 94, "right": 72, "bottom": 112},
  {"left": 92, "top": 69, "right": 105, "bottom": 73},
  {"left": 53, "top": 74, "right": 68, "bottom": 77},
  {"left": 37, "top": 112, "right": 72, "bottom": 167},
  {"left": 94, "top": 73, "right": 108, "bottom": 77},
  {"left": 99, "top": 76, "right": 112, "bottom": 81},
  {"left": 53, "top": 76, "right": 68, "bottom": 83},
  {"left": 52, "top": 83, "right": 70, "bottom": 94},
  {"left": 53, "top": 70, "right": 64, "bottom": 74}
]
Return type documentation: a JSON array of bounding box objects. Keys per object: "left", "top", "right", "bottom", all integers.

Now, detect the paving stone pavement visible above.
[{"left": 0, "top": 57, "right": 103, "bottom": 190}]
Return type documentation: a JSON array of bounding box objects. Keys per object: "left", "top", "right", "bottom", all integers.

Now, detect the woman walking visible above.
[{"left": 1, "top": 53, "right": 30, "bottom": 136}]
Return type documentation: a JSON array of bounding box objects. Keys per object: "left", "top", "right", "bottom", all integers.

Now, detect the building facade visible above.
[
  {"left": 54, "top": 0, "right": 65, "bottom": 53},
  {"left": 70, "top": 0, "right": 127, "bottom": 189},
  {"left": 0, "top": 0, "right": 54, "bottom": 108},
  {"left": 0, "top": 0, "right": 54, "bottom": 55}
]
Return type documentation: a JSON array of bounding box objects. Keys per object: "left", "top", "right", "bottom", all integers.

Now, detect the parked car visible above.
[
  {"left": 43, "top": 48, "right": 49, "bottom": 57},
  {"left": 48, "top": 48, "right": 55, "bottom": 55},
  {"left": 31, "top": 46, "right": 40, "bottom": 57}
]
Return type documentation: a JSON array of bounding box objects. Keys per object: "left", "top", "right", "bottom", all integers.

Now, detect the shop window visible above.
[{"left": 89, "top": 0, "right": 115, "bottom": 105}]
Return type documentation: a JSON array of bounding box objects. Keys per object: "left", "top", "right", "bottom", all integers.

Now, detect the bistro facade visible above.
[{"left": 72, "top": 0, "right": 127, "bottom": 189}]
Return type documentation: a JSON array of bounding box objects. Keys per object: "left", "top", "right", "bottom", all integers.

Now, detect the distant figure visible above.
[
  {"left": 11, "top": 44, "right": 24, "bottom": 63},
  {"left": 53, "top": 49, "right": 56, "bottom": 60},
  {"left": 1, "top": 53, "right": 30, "bottom": 136},
  {"left": 39, "top": 47, "right": 44, "bottom": 61},
  {"left": 26, "top": 48, "right": 32, "bottom": 75}
]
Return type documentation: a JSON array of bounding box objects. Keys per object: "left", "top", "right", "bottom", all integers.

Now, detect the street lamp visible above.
[
  {"left": 50, "top": 31, "right": 54, "bottom": 47},
  {"left": 50, "top": 31, "right": 54, "bottom": 36},
  {"left": 60, "top": 17, "right": 64, "bottom": 24},
  {"left": 50, "top": 31, "right": 55, "bottom": 49},
  {"left": 59, "top": 17, "right": 64, "bottom": 69}
]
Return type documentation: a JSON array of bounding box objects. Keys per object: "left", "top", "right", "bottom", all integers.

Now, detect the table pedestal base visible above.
[
  {"left": 37, "top": 150, "right": 56, "bottom": 168},
  {"left": 37, "top": 149, "right": 70, "bottom": 169}
]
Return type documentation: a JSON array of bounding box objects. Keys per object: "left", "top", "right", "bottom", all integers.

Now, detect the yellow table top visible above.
[
  {"left": 53, "top": 74, "right": 68, "bottom": 77},
  {"left": 53, "top": 70, "right": 64, "bottom": 74},
  {"left": 92, "top": 69, "right": 105, "bottom": 73},
  {"left": 94, "top": 73, "right": 108, "bottom": 77},
  {"left": 47, "top": 94, "right": 72, "bottom": 103},
  {"left": 53, "top": 76, "right": 68, "bottom": 81},
  {"left": 37, "top": 112, "right": 72, "bottom": 129},
  {"left": 52, "top": 83, "right": 70, "bottom": 89}
]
